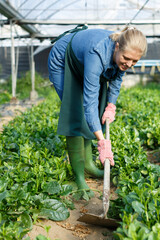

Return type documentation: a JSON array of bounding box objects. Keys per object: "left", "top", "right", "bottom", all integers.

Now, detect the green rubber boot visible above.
[
  {"left": 84, "top": 139, "right": 104, "bottom": 178},
  {"left": 66, "top": 136, "right": 94, "bottom": 198}
]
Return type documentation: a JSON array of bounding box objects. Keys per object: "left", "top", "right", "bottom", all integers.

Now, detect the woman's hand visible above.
[
  {"left": 97, "top": 139, "right": 114, "bottom": 166},
  {"left": 102, "top": 103, "right": 116, "bottom": 124}
]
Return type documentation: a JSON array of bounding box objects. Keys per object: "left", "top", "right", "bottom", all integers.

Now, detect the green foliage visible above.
[
  {"left": 16, "top": 71, "right": 48, "bottom": 99},
  {"left": 109, "top": 82, "right": 160, "bottom": 239},
  {"left": 115, "top": 82, "right": 160, "bottom": 149},
  {"left": 0, "top": 91, "right": 12, "bottom": 105},
  {"left": 0, "top": 82, "right": 160, "bottom": 239},
  {"left": 0, "top": 71, "right": 52, "bottom": 102},
  {"left": 0, "top": 92, "right": 73, "bottom": 239}
]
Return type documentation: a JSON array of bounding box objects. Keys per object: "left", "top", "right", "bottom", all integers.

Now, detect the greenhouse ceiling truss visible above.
[
  {"left": 0, "top": 0, "right": 160, "bottom": 40},
  {"left": 0, "top": 0, "right": 160, "bottom": 100}
]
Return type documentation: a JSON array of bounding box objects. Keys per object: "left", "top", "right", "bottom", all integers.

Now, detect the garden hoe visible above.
[{"left": 78, "top": 119, "right": 120, "bottom": 228}]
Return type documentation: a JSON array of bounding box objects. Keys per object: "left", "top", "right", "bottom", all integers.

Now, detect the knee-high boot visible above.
[
  {"left": 66, "top": 136, "right": 94, "bottom": 198},
  {"left": 84, "top": 139, "right": 104, "bottom": 178}
]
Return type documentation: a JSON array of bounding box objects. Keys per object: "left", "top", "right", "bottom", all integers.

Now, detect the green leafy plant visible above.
[
  {"left": 0, "top": 71, "right": 52, "bottom": 103},
  {"left": 0, "top": 91, "right": 12, "bottom": 105},
  {"left": 0, "top": 82, "right": 159, "bottom": 239}
]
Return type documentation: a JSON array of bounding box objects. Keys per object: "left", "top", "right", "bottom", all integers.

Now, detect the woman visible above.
[{"left": 48, "top": 25, "right": 147, "bottom": 198}]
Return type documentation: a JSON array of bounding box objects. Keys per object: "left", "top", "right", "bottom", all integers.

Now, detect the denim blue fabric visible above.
[{"left": 48, "top": 29, "right": 125, "bottom": 133}]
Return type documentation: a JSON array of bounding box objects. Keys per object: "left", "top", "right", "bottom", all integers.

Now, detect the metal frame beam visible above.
[
  {"left": 0, "top": 34, "right": 159, "bottom": 41},
  {"left": 16, "top": 19, "right": 160, "bottom": 25},
  {"left": 0, "top": 0, "right": 40, "bottom": 36}
]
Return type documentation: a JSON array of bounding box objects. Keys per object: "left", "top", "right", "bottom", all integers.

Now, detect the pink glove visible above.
[
  {"left": 102, "top": 103, "right": 116, "bottom": 124},
  {"left": 97, "top": 139, "right": 114, "bottom": 166}
]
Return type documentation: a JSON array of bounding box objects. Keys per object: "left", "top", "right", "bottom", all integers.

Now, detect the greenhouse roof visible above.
[{"left": 0, "top": 0, "right": 160, "bottom": 45}]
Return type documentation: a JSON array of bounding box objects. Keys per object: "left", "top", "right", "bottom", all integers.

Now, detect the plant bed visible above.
[{"left": 0, "top": 82, "right": 159, "bottom": 239}]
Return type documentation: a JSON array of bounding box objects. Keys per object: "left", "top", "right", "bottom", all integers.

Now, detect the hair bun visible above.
[{"left": 127, "top": 26, "right": 135, "bottom": 30}]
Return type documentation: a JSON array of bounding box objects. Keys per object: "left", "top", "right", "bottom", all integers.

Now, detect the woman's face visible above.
[{"left": 113, "top": 43, "right": 142, "bottom": 71}]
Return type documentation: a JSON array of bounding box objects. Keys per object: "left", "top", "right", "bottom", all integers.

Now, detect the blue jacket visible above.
[{"left": 48, "top": 29, "right": 125, "bottom": 133}]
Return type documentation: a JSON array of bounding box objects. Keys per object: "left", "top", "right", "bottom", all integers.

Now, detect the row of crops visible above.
[
  {"left": 110, "top": 83, "right": 160, "bottom": 239},
  {"left": 0, "top": 82, "right": 160, "bottom": 239}
]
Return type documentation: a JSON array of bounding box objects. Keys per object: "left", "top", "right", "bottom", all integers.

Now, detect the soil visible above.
[
  {"left": 26, "top": 148, "right": 160, "bottom": 240},
  {"left": 0, "top": 99, "right": 117, "bottom": 240},
  {"left": 0, "top": 98, "right": 44, "bottom": 132},
  {"left": 0, "top": 99, "right": 160, "bottom": 240},
  {"left": 147, "top": 149, "right": 160, "bottom": 165},
  {"left": 26, "top": 179, "right": 117, "bottom": 240}
]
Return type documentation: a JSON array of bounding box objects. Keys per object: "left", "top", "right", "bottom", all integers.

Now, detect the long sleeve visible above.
[
  {"left": 107, "top": 71, "right": 125, "bottom": 104},
  {"left": 83, "top": 51, "right": 103, "bottom": 132}
]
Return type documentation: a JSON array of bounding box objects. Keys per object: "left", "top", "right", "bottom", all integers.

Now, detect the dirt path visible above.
[
  {"left": 26, "top": 146, "right": 160, "bottom": 240},
  {"left": 26, "top": 179, "right": 117, "bottom": 240},
  {"left": 1, "top": 100, "right": 159, "bottom": 240},
  {"left": 0, "top": 98, "right": 44, "bottom": 132},
  {"left": 147, "top": 150, "right": 160, "bottom": 165},
  {"left": 0, "top": 100, "right": 117, "bottom": 240}
]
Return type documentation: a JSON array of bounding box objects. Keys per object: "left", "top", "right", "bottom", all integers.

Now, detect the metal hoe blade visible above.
[{"left": 78, "top": 213, "right": 119, "bottom": 228}]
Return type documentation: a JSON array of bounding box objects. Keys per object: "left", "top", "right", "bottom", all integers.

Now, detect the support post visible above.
[
  {"left": 10, "top": 21, "right": 17, "bottom": 99},
  {"left": 30, "top": 39, "right": 38, "bottom": 101}
]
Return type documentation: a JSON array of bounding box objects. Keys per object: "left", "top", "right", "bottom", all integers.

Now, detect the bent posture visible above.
[{"left": 48, "top": 26, "right": 147, "bottom": 198}]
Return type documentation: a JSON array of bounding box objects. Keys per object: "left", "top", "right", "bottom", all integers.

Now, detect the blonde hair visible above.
[{"left": 110, "top": 26, "right": 147, "bottom": 56}]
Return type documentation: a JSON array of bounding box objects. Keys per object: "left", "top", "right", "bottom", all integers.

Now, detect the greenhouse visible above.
[{"left": 0, "top": 0, "right": 160, "bottom": 239}]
